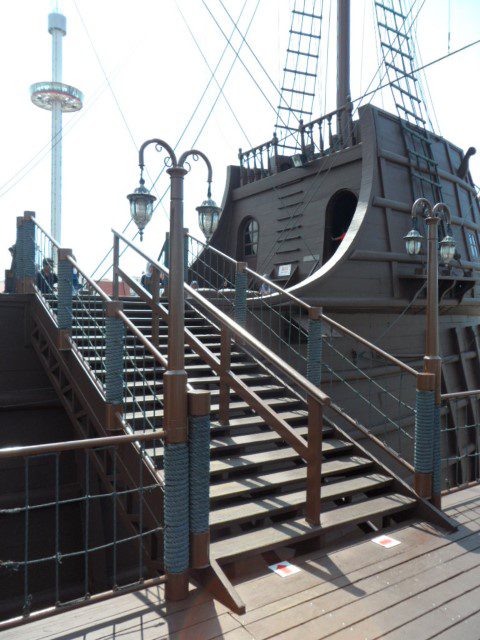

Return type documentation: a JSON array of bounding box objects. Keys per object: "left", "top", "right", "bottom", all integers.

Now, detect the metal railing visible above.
[
  {"left": 184, "top": 232, "right": 419, "bottom": 470},
  {"left": 68, "top": 256, "right": 111, "bottom": 389},
  {"left": 441, "top": 389, "right": 480, "bottom": 493},
  {"left": 0, "top": 431, "right": 164, "bottom": 630}
]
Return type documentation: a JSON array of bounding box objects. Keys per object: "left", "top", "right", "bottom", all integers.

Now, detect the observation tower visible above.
[{"left": 30, "top": 12, "right": 83, "bottom": 244}]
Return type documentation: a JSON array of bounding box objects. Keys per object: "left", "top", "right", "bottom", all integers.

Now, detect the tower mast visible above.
[
  {"left": 30, "top": 11, "right": 83, "bottom": 244},
  {"left": 336, "top": 0, "right": 352, "bottom": 145}
]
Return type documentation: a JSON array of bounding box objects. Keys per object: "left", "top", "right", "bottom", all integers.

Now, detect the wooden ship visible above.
[
  {"left": 1, "top": 1, "right": 480, "bottom": 635},
  {"left": 200, "top": 0, "right": 480, "bottom": 487}
]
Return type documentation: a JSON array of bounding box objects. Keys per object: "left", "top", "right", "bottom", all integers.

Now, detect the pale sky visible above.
[{"left": 0, "top": 0, "right": 479, "bottom": 280}]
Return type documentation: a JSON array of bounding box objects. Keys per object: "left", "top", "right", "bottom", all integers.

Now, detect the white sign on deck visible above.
[
  {"left": 268, "top": 561, "right": 301, "bottom": 577},
  {"left": 372, "top": 535, "right": 401, "bottom": 549}
]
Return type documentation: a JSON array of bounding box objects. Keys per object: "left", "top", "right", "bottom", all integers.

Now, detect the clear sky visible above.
[{"left": 0, "top": 0, "right": 479, "bottom": 280}]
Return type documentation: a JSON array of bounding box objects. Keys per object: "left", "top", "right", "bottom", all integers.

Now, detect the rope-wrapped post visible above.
[
  {"left": 163, "top": 369, "right": 189, "bottom": 601},
  {"left": 424, "top": 355, "right": 443, "bottom": 508},
  {"left": 188, "top": 390, "right": 211, "bottom": 569},
  {"left": 234, "top": 261, "right": 247, "bottom": 327},
  {"left": 307, "top": 307, "right": 323, "bottom": 386},
  {"left": 22, "top": 211, "right": 36, "bottom": 294},
  {"left": 14, "top": 215, "right": 25, "bottom": 293},
  {"left": 57, "top": 248, "right": 73, "bottom": 350},
  {"left": 414, "top": 372, "right": 435, "bottom": 498},
  {"left": 104, "top": 301, "right": 124, "bottom": 431}
]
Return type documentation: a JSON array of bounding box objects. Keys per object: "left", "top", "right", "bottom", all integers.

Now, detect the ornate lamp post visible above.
[
  {"left": 405, "top": 198, "right": 455, "bottom": 507},
  {"left": 127, "top": 139, "right": 220, "bottom": 599}
]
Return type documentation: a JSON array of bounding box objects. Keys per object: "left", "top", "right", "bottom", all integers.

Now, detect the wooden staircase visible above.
[{"left": 62, "top": 295, "right": 433, "bottom": 570}]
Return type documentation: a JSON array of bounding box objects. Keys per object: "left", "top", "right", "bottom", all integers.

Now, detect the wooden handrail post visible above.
[
  {"left": 188, "top": 390, "right": 211, "bottom": 569},
  {"left": 151, "top": 265, "right": 160, "bottom": 347},
  {"left": 57, "top": 248, "right": 73, "bottom": 350},
  {"left": 113, "top": 233, "right": 119, "bottom": 300},
  {"left": 219, "top": 324, "right": 231, "bottom": 426},
  {"left": 305, "top": 395, "right": 323, "bottom": 526}
]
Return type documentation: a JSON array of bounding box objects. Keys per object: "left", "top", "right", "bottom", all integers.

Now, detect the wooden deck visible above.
[{"left": 2, "top": 486, "right": 480, "bottom": 640}]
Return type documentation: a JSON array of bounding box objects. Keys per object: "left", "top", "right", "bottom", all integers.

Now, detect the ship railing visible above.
[
  {"left": 182, "top": 232, "right": 426, "bottom": 477},
  {"left": 238, "top": 134, "right": 279, "bottom": 186},
  {"left": 299, "top": 104, "right": 355, "bottom": 158},
  {"left": 440, "top": 389, "right": 480, "bottom": 494},
  {"left": 0, "top": 431, "right": 164, "bottom": 631},
  {"left": 238, "top": 105, "right": 356, "bottom": 186},
  {"left": 114, "top": 228, "right": 331, "bottom": 527}
]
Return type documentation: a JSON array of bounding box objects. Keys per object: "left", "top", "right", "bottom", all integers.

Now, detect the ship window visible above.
[
  {"left": 243, "top": 218, "right": 259, "bottom": 256},
  {"left": 467, "top": 231, "right": 480, "bottom": 260}
]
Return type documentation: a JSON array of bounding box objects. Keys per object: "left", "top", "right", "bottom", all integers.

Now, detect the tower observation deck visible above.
[{"left": 30, "top": 12, "right": 83, "bottom": 244}]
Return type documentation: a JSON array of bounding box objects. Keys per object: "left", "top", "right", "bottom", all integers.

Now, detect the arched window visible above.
[
  {"left": 243, "top": 218, "right": 259, "bottom": 256},
  {"left": 322, "top": 189, "right": 358, "bottom": 264}
]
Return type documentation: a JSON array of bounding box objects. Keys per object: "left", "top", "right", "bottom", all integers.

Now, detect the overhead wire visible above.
[{"left": 92, "top": 0, "right": 258, "bottom": 280}]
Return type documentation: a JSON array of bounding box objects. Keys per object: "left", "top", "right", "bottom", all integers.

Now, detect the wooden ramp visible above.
[{"left": 2, "top": 484, "right": 479, "bottom": 640}]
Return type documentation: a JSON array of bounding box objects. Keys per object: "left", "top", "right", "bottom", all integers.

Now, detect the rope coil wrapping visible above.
[
  {"left": 164, "top": 443, "right": 189, "bottom": 573},
  {"left": 57, "top": 259, "right": 73, "bottom": 330},
  {"left": 23, "top": 220, "right": 36, "bottom": 278},
  {"left": 234, "top": 271, "right": 247, "bottom": 326},
  {"left": 189, "top": 414, "right": 210, "bottom": 534},
  {"left": 14, "top": 222, "right": 25, "bottom": 279},
  {"left": 432, "top": 404, "right": 442, "bottom": 493},
  {"left": 105, "top": 316, "right": 124, "bottom": 403},
  {"left": 414, "top": 389, "right": 434, "bottom": 473},
  {"left": 307, "top": 318, "right": 323, "bottom": 386}
]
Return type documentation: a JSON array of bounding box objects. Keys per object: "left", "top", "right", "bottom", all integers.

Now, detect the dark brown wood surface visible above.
[{"left": 2, "top": 484, "right": 479, "bottom": 639}]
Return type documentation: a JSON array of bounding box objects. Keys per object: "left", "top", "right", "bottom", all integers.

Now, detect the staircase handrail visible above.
[
  {"left": 0, "top": 430, "right": 165, "bottom": 460},
  {"left": 441, "top": 389, "right": 480, "bottom": 400},
  {"left": 185, "top": 232, "right": 419, "bottom": 378},
  {"left": 114, "top": 229, "right": 330, "bottom": 408},
  {"left": 67, "top": 255, "right": 113, "bottom": 303},
  {"left": 31, "top": 217, "right": 61, "bottom": 250}
]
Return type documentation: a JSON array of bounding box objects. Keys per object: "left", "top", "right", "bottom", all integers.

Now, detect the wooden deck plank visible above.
[
  {"left": 232, "top": 519, "right": 480, "bottom": 626},
  {"left": 379, "top": 584, "right": 480, "bottom": 639},
  {"left": 326, "top": 565, "right": 480, "bottom": 640},
  {"left": 433, "top": 609, "right": 480, "bottom": 640},
  {"left": 260, "top": 532, "right": 480, "bottom": 640}
]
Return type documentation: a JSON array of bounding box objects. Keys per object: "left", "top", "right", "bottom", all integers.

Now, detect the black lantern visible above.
[
  {"left": 196, "top": 195, "right": 222, "bottom": 242},
  {"left": 127, "top": 181, "right": 156, "bottom": 240}
]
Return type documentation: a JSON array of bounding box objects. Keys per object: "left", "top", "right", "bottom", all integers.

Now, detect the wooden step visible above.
[
  {"left": 147, "top": 435, "right": 348, "bottom": 466},
  {"left": 125, "top": 395, "right": 302, "bottom": 423},
  {"left": 210, "top": 473, "right": 393, "bottom": 528},
  {"left": 123, "top": 384, "right": 285, "bottom": 407},
  {"left": 210, "top": 455, "right": 373, "bottom": 502},
  {"left": 211, "top": 493, "right": 416, "bottom": 562},
  {"left": 208, "top": 440, "right": 351, "bottom": 476}
]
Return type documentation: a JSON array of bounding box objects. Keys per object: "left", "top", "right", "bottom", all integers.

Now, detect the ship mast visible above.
[{"left": 336, "top": 0, "right": 352, "bottom": 145}]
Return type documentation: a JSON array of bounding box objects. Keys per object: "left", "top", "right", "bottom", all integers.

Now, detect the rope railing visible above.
[
  {"left": 0, "top": 431, "right": 164, "bottom": 629},
  {"left": 441, "top": 389, "right": 480, "bottom": 493}
]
